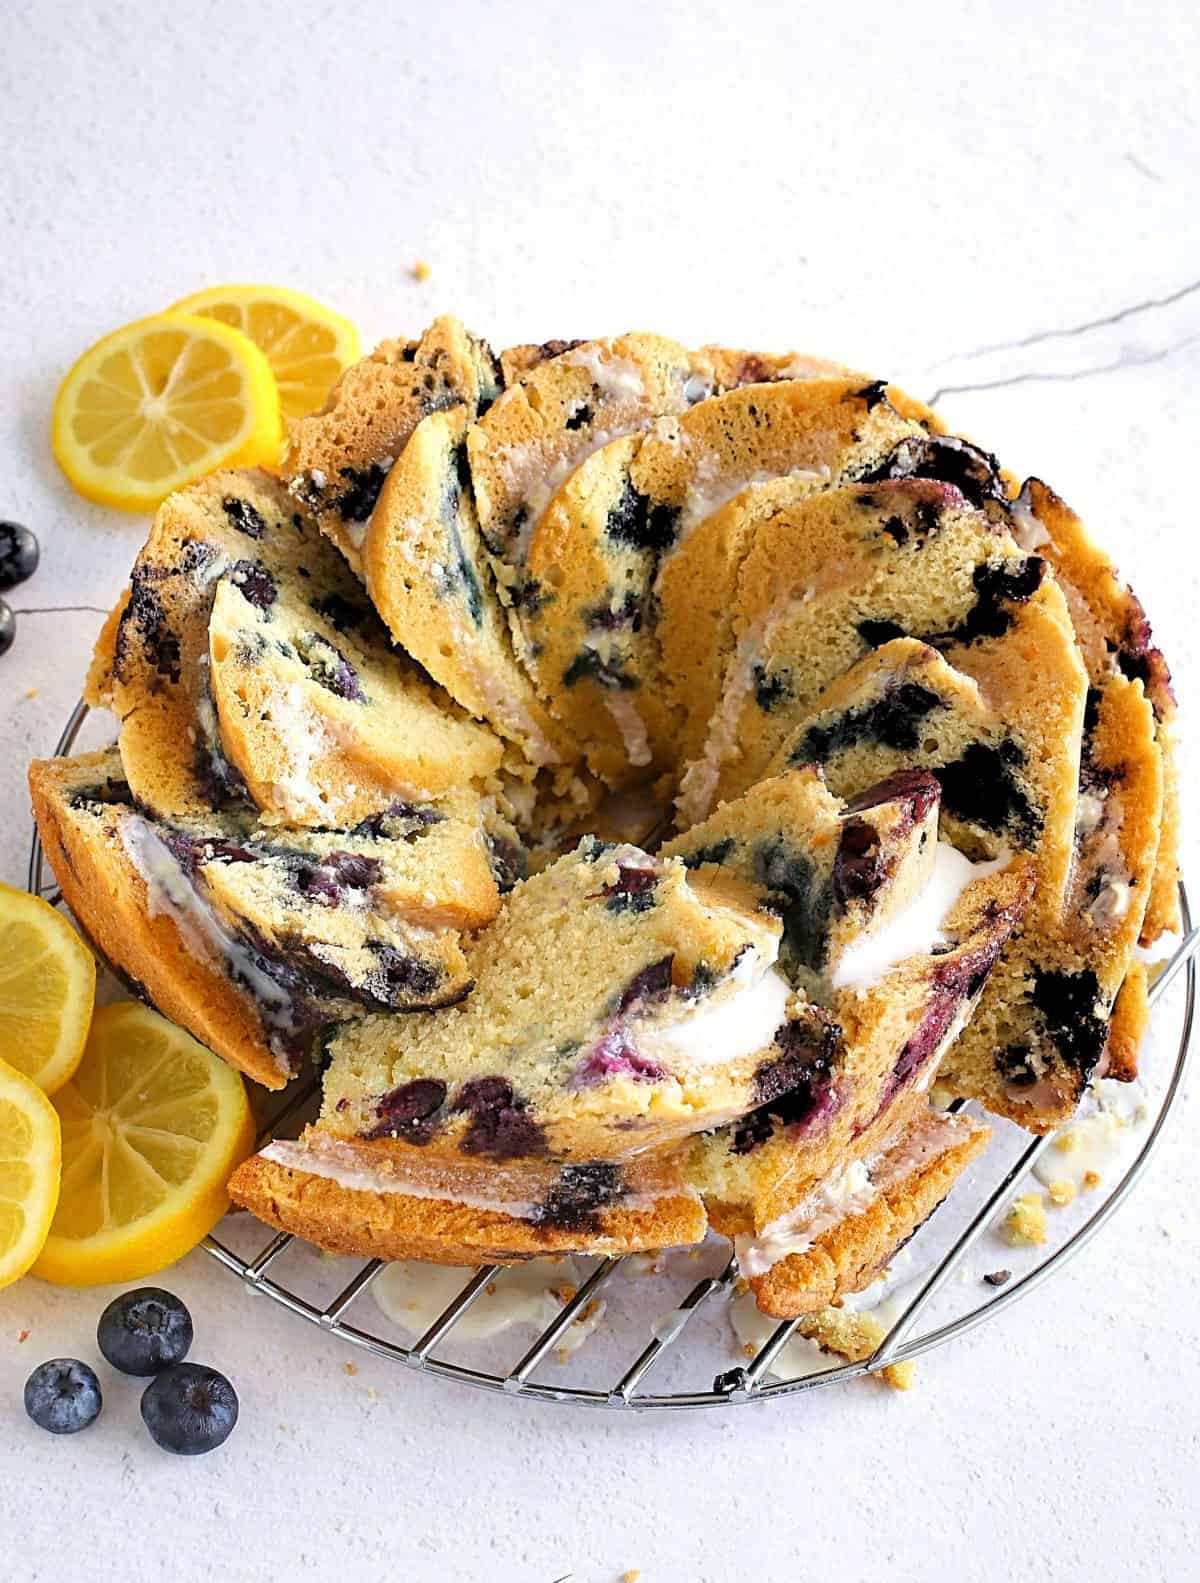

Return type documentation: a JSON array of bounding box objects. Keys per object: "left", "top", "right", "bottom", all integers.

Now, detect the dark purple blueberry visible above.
[
  {"left": 0, "top": 521, "right": 39, "bottom": 590},
  {"left": 222, "top": 496, "right": 266, "bottom": 538},
  {"left": 333, "top": 462, "right": 392, "bottom": 523},
  {"left": 452, "top": 1077, "right": 546, "bottom": 1160},
  {"left": 797, "top": 681, "right": 945, "bottom": 766},
  {"left": 485, "top": 831, "right": 528, "bottom": 893},
  {"left": 24, "top": 1359, "right": 102, "bottom": 1435},
  {"left": 853, "top": 379, "right": 890, "bottom": 411},
  {"left": 349, "top": 801, "right": 442, "bottom": 841},
  {"left": 0, "top": 598, "right": 14, "bottom": 657},
  {"left": 140, "top": 1363, "right": 238, "bottom": 1455},
  {"left": 121, "top": 571, "right": 181, "bottom": 683},
  {"left": 833, "top": 818, "right": 884, "bottom": 909},
  {"left": 732, "top": 1012, "right": 842, "bottom": 1153},
  {"left": 365, "top": 1077, "right": 448, "bottom": 1143},
  {"left": 294, "top": 850, "right": 382, "bottom": 906},
  {"left": 751, "top": 837, "right": 831, "bottom": 972},
  {"left": 599, "top": 857, "right": 661, "bottom": 915},
  {"left": 301, "top": 634, "right": 363, "bottom": 701},
  {"left": 572, "top": 1028, "right": 667, "bottom": 1088},
  {"left": 97, "top": 1287, "right": 193, "bottom": 1375},
  {"left": 615, "top": 956, "right": 674, "bottom": 1013},
  {"left": 229, "top": 559, "right": 277, "bottom": 610},
  {"left": 857, "top": 434, "right": 1005, "bottom": 510},
  {"left": 843, "top": 768, "right": 941, "bottom": 823},
  {"left": 534, "top": 1163, "right": 622, "bottom": 1232},
  {"left": 565, "top": 400, "right": 594, "bottom": 430}
]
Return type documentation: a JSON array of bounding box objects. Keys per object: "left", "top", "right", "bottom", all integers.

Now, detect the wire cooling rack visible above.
[{"left": 29, "top": 699, "right": 1199, "bottom": 1409}]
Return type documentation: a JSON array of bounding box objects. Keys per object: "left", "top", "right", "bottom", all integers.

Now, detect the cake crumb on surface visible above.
[
  {"left": 16, "top": 1328, "right": 30, "bottom": 1343},
  {"left": 622, "top": 1570, "right": 641, "bottom": 1582},
  {"left": 1084, "top": 1169, "right": 1102, "bottom": 1190},
  {"left": 24, "top": 687, "right": 37, "bottom": 700},
  {"left": 343, "top": 1361, "right": 358, "bottom": 1376},
  {"left": 412, "top": 259, "right": 431, "bottom": 281},
  {"left": 1002, "top": 1192, "right": 1047, "bottom": 1246},
  {"left": 1047, "top": 1178, "right": 1077, "bottom": 1207},
  {"left": 982, "top": 1269, "right": 1011, "bottom": 1287},
  {"left": 881, "top": 1360, "right": 917, "bottom": 1391}
]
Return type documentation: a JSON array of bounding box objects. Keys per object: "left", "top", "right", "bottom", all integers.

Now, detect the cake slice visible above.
[
  {"left": 282, "top": 316, "right": 502, "bottom": 574},
  {"left": 719, "top": 1104, "right": 991, "bottom": 1319},
  {"left": 1012, "top": 477, "right": 1179, "bottom": 942},
  {"left": 361, "top": 403, "right": 582, "bottom": 770},
  {"left": 661, "top": 766, "right": 942, "bottom": 993},
  {"left": 111, "top": 468, "right": 502, "bottom": 827},
  {"left": 466, "top": 333, "right": 697, "bottom": 569},
  {"left": 29, "top": 748, "right": 500, "bottom": 1088},
  {"left": 314, "top": 837, "right": 797, "bottom": 1164}
]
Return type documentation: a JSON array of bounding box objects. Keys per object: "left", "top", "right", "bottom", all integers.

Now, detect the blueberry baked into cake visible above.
[{"left": 31, "top": 319, "right": 1180, "bottom": 1325}]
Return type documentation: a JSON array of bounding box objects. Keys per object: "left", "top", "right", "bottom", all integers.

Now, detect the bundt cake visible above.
[{"left": 31, "top": 316, "right": 1179, "bottom": 1330}]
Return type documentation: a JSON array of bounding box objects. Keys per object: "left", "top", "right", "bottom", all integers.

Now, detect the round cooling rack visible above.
[{"left": 29, "top": 699, "right": 1200, "bottom": 1410}]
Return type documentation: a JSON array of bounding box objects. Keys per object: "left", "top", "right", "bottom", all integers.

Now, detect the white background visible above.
[{"left": 1, "top": 2, "right": 1198, "bottom": 1579}]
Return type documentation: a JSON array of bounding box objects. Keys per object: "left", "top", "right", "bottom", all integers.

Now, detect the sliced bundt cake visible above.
[
  {"left": 111, "top": 469, "right": 502, "bottom": 827},
  {"left": 283, "top": 316, "right": 502, "bottom": 573}
]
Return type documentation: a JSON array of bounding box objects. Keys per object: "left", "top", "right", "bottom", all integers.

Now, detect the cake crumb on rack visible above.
[
  {"left": 1002, "top": 1192, "right": 1047, "bottom": 1246},
  {"left": 881, "top": 1361, "right": 917, "bottom": 1391}
]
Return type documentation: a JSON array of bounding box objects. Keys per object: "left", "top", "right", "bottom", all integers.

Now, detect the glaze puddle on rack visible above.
[{"left": 28, "top": 700, "right": 1200, "bottom": 1410}]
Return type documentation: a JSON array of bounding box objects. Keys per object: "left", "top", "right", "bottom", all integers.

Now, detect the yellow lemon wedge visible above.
[
  {"left": 33, "top": 1003, "right": 255, "bottom": 1287},
  {"left": 169, "top": 283, "right": 360, "bottom": 421},
  {"left": 0, "top": 881, "right": 96, "bottom": 1094},
  {"left": 51, "top": 311, "right": 285, "bottom": 512},
  {"left": 0, "top": 1057, "right": 61, "bottom": 1290}
]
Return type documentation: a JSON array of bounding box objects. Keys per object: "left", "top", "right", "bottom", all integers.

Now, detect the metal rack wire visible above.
[{"left": 29, "top": 699, "right": 1199, "bottom": 1409}]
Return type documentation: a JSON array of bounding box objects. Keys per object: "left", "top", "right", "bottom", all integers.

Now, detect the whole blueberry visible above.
[
  {"left": 97, "top": 1287, "right": 194, "bottom": 1376},
  {"left": 24, "top": 1358, "right": 103, "bottom": 1435},
  {"left": 0, "top": 599, "right": 14, "bottom": 658},
  {"left": 0, "top": 521, "right": 38, "bottom": 590},
  {"left": 141, "top": 1363, "right": 238, "bottom": 1455}
]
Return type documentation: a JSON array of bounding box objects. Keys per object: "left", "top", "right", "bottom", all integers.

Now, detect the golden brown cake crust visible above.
[
  {"left": 29, "top": 751, "right": 291, "bottom": 1090},
  {"left": 227, "top": 1150, "right": 706, "bottom": 1265}
]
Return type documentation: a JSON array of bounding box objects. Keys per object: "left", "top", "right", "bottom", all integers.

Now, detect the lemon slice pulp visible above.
[
  {"left": 34, "top": 1003, "right": 254, "bottom": 1286},
  {"left": 0, "top": 880, "right": 96, "bottom": 1094},
  {"left": 170, "top": 283, "right": 360, "bottom": 421},
  {"left": 51, "top": 310, "right": 284, "bottom": 512},
  {"left": 0, "top": 1057, "right": 61, "bottom": 1289}
]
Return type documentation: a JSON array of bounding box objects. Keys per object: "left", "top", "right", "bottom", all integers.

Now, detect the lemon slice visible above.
[
  {"left": 0, "top": 1057, "right": 61, "bottom": 1289},
  {"left": 34, "top": 1003, "right": 255, "bottom": 1287},
  {"left": 51, "top": 311, "right": 285, "bottom": 512},
  {"left": 170, "top": 284, "right": 360, "bottom": 421},
  {"left": 0, "top": 881, "right": 96, "bottom": 1094}
]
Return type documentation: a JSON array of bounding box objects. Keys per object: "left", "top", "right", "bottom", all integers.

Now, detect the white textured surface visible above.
[{"left": 2, "top": 2, "right": 1199, "bottom": 1579}]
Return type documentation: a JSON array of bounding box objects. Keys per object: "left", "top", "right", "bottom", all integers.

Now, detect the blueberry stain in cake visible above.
[
  {"left": 364, "top": 1077, "right": 448, "bottom": 1143},
  {"left": 349, "top": 801, "right": 442, "bottom": 841},
  {"left": 938, "top": 557, "right": 1046, "bottom": 646},
  {"left": 853, "top": 379, "right": 890, "bottom": 412},
  {"left": 792, "top": 680, "right": 944, "bottom": 764},
  {"left": 935, "top": 741, "right": 1040, "bottom": 844},
  {"left": 598, "top": 857, "right": 661, "bottom": 914},
  {"left": 562, "top": 646, "right": 638, "bottom": 692},
  {"left": 752, "top": 663, "right": 794, "bottom": 712},
  {"left": 571, "top": 1027, "right": 668, "bottom": 1088},
  {"left": 485, "top": 830, "right": 528, "bottom": 893},
  {"left": 565, "top": 401, "right": 594, "bottom": 431},
  {"left": 584, "top": 590, "right": 642, "bottom": 632},
  {"left": 222, "top": 496, "right": 267, "bottom": 539},
  {"left": 310, "top": 592, "right": 373, "bottom": 634},
  {"left": 331, "top": 462, "right": 393, "bottom": 523},
  {"left": 1030, "top": 968, "right": 1107, "bottom": 1080},
  {"left": 534, "top": 1163, "right": 623, "bottom": 1232},
  {"left": 452, "top": 1077, "right": 547, "bottom": 1160},
  {"left": 752, "top": 837, "right": 831, "bottom": 973},
  {"left": 615, "top": 956, "right": 674, "bottom": 1013},
  {"left": 290, "top": 850, "right": 382, "bottom": 906},
  {"left": 679, "top": 837, "right": 736, "bottom": 870},
  {"left": 604, "top": 479, "right": 680, "bottom": 555},
  {"left": 121, "top": 573, "right": 182, "bottom": 684}
]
